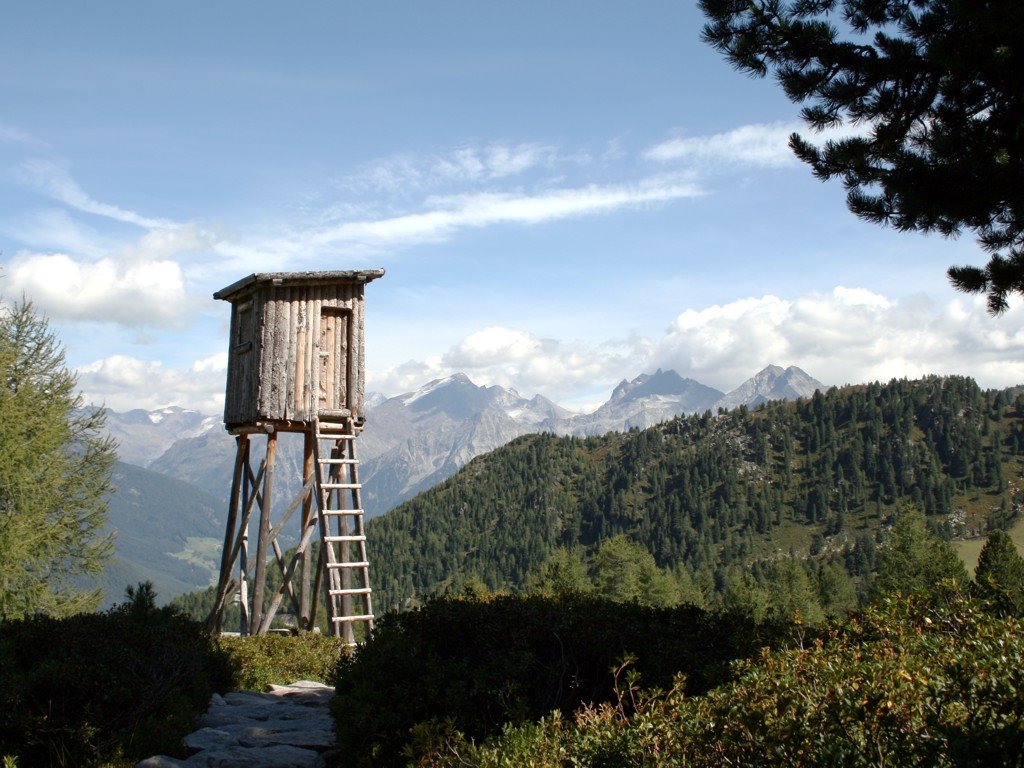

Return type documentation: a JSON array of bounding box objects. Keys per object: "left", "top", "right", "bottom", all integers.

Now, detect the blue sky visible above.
[{"left": 1, "top": 2, "right": 1021, "bottom": 414}]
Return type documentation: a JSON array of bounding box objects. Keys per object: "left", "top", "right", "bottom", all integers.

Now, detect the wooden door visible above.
[{"left": 318, "top": 308, "right": 349, "bottom": 413}]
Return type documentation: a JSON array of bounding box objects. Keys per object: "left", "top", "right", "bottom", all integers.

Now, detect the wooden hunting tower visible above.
[{"left": 207, "top": 270, "right": 385, "bottom": 642}]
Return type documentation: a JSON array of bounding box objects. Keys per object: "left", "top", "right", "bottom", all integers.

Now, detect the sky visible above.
[{"left": 2, "top": 2, "right": 1022, "bottom": 415}]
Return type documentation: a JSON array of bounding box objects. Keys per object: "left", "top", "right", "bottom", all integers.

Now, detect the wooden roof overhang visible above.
[{"left": 213, "top": 269, "right": 386, "bottom": 302}]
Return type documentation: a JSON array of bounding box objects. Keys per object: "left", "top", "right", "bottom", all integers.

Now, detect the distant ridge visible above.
[{"left": 94, "top": 364, "right": 828, "bottom": 602}]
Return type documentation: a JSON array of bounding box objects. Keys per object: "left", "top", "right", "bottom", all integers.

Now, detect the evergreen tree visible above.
[
  {"left": 874, "top": 506, "right": 968, "bottom": 597},
  {"left": 974, "top": 529, "right": 1024, "bottom": 616},
  {"left": 700, "top": 0, "right": 1024, "bottom": 312},
  {"left": 0, "top": 301, "right": 117, "bottom": 619}
]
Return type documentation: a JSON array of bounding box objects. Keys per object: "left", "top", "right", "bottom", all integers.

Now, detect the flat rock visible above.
[
  {"left": 223, "top": 691, "right": 277, "bottom": 707},
  {"left": 198, "top": 708, "right": 272, "bottom": 727},
  {"left": 238, "top": 728, "right": 336, "bottom": 749},
  {"left": 138, "top": 681, "right": 335, "bottom": 768},
  {"left": 181, "top": 744, "right": 325, "bottom": 768},
  {"left": 183, "top": 727, "right": 235, "bottom": 753}
]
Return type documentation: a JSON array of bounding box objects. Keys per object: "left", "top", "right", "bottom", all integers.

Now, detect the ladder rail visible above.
[{"left": 313, "top": 415, "right": 374, "bottom": 643}]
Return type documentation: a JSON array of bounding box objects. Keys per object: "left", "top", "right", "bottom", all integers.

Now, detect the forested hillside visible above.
[{"left": 367, "top": 376, "right": 1024, "bottom": 612}]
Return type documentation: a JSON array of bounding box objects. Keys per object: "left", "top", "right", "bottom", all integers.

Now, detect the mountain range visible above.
[{"left": 93, "top": 364, "right": 824, "bottom": 604}]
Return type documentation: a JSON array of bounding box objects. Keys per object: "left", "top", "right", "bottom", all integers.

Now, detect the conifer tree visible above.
[
  {"left": 0, "top": 300, "right": 117, "bottom": 619},
  {"left": 974, "top": 529, "right": 1024, "bottom": 616},
  {"left": 700, "top": 0, "right": 1024, "bottom": 312},
  {"left": 874, "top": 506, "right": 968, "bottom": 597}
]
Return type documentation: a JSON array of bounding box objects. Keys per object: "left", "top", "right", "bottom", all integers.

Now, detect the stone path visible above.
[{"left": 136, "top": 680, "right": 339, "bottom": 768}]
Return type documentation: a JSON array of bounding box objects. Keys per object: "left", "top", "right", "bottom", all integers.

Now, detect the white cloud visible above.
[
  {"left": 646, "top": 121, "right": 868, "bottom": 168},
  {"left": 16, "top": 158, "right": 178, "bottom": 229},
  {"left": 4, "top": 225, "right": 211, "bottom": 328},
  {"left": 370, "top": 325, "right": 650, "bottom": 411},
  {"left": 654, "top": 288, "right": 1024, "bottom": 392},
  {"left": 76, "top": 353, "right": 227, "bottom": 412},
  {"left": 68, "top": 288, "right": 1024, "bottom": 415},
  {"left": 366, "top": 289, "right": 1024, "bottom": 414}
]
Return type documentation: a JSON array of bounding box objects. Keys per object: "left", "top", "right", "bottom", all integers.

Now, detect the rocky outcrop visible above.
[{"left": 136, "top": 680, "right": 337, "bottom": 768}]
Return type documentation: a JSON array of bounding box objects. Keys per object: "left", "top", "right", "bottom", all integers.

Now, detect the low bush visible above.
[
  {"left": 332, "top": 593, "right": 793, "bottom": 768},
  {"left": 411, "top": 588, "right": 1024, "bottom": 767},
  {"left": 0, "top": 586, "right": 234, "bottom": 767},
  {"left": 217, "top": 632, "right": 347, "bottom": 691}
]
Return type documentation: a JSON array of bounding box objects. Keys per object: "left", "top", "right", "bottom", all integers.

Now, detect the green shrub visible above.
[
  {"left": 413, "top": 587, "right": 1024, "bottom": 767},
  {"left": 0, "top": 587, "right": 234, "bottom": 767},
  {"left": 332, "top": 593, "right": 792, "bottom": 768},
  {"left": 217, "top": 632, "right": 347, "bottom": 691}
]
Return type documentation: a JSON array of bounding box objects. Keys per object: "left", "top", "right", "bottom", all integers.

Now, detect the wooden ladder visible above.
[{"left": 313, "top": 415, "right": 374, "bottom": 643}]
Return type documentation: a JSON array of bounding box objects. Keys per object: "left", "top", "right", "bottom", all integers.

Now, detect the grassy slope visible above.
[{"left": 954, "top": 512, "right": 1024, "bottom": 575}]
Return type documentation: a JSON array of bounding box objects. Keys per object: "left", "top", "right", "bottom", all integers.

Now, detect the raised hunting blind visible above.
[{"left": 207, "top": 270, "right": 384, "bottom": 643}]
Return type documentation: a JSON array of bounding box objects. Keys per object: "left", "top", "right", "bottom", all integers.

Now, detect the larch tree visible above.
[
  {"left": 591, "top": 534, "right": 682, "bottom": 607},
  {"left": 699, "top": 0, "right": 1024, "bottom": 312},
  {"left": 524, "top": 547, "right": 593, "bottom": 596},
  {"left": 0, "top": 300, "right": 117, "bottom": 619}
]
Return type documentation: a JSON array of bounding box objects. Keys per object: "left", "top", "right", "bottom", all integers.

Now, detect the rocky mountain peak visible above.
[{"left": 715, "top": 365, "right": 825, "bottom": 412}]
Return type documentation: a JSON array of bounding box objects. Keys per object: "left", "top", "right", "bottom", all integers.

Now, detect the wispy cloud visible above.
[
  {"left": 16, "top": 158, "right": 178, "bottom": 229},
  {"left": 645, "top": 121, "right": 867, "bottom": 167},
  {"left": 3, "top": 208, "right": 113, "bottom": 259},
  {"left": 297, "top": 178, "right": 703, "bottom": 253},
  {"left": 0, "top": 123, "right": 51, "bottom": 151},
  {"left": 337, "top": 142, "right": 560, "bottom": 194}
]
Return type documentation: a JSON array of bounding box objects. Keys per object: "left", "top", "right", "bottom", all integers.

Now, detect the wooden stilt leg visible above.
[
  {"left": 207, "top": 435, "right": 248, "bottom": 633},
  {"left": 251, "top": 431, "right": 277, "bottom": 634},
  {"left": 300, "top": 431, "right": 315, "bottom": 630}
]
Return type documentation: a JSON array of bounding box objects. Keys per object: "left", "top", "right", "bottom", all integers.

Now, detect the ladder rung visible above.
[
  {"left": 321, "top": 482, "right": 361, "bottom": 489},
  {"left": 327, "top": 561, "right": 369, "bottom": 569},
  {"left": 329, "top": 587, "right": 372, "bottom": 596},
  {"left": 316, "top": 429, "right": 355, "bottom": 437},
  {"left": 325, "top": 535, "right": 366, "bottom": 542},
  {"left": 332, "top": 614, "right": 374, "bottom": 623},
  {"left": 319, "top": 409, "right": 352, "bottom": 419},
  {"left": 320, "top": 458, "right": 358, "bottom": 464},
  {"left": 323, "top": 509, "right": 363, "bottom": 516}
]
